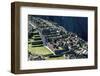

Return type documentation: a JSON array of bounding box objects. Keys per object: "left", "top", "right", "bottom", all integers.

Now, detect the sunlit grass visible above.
[{"left": 28, "top": 44, "right": 52, "bottom": 55}]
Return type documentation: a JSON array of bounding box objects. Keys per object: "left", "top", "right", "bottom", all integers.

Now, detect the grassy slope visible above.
[{"left": 28, "top": 44, "right": 52, "bottom": 55}]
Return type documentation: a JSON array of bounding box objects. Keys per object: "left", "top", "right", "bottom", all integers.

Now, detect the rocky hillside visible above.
[{"left": 28, "top": 16, "right": 88, "bottom": 60}]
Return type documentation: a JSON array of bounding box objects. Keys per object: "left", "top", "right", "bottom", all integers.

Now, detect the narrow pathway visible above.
[{"left": 44, "top": 46, "right": 56, "bottom": 55}]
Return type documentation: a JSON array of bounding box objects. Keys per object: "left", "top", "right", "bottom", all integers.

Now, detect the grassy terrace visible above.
[
  {"left": 28, "top": 29, "right": 53, "bottom": 56},
  {"left": 28, "top": 44, "right": 52, "bottom": 55},
  {"left": 28, "top": 26, "right": 65, "bottom": 60}
]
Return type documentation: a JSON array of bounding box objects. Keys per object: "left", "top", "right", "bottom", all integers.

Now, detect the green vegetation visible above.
[
  {"left": 28, "top": 44, "right": 52, "bottom": 55},
  {"left": 28, "top": 16, "right": 88, "bottom": 60},
  {"left": 28, "top": 29, "right": 53, "bottom": 56}
]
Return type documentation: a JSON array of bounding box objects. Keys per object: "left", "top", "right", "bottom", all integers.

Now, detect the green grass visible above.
[
  {"left": 58, "top": 47, "right": 64, "bottom": 50},
  {"left": 32, "top": 44, "right": 44, "bottom": 47},
  {"left": 28, "top": 30, "right": 65, "bottom": 60},
  {"left": 28, "top": 44, "right": 52, "bottom": 55},
  {"left": 28, "top": 44, "right": 65, "bottom": 60}
]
